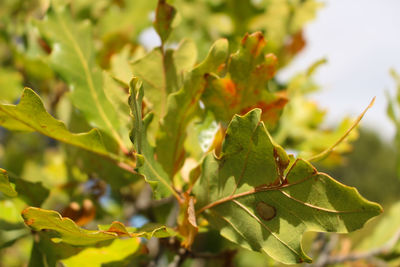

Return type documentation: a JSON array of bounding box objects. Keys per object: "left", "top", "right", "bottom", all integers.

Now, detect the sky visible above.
[{"left": 278, "top": 0, "right": 400, "bottom": 140}]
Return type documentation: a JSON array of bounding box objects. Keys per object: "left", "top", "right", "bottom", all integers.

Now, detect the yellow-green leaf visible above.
[
  {"left": 129, "top": 79, "right": 177, "bottom": 199},
  {"left": 0, "top": 88, "right": 127, "bottom": 165},
  {"left": 22, "top": 207, "right": 174, "bottom": 246},
  {"left": 202, "top": 32, "right": 287, "bottom": 128},
  {"left": 38, "top": 5, "right": 129, "bottom": 149},
  {"left": 156, "top": 38, "right": 229, "bottom": 177},
  {"left": 0, "top": 168, "right": 17, "bottom": 198},
  {"left": 61, "top": 238, "right": 141, "bottom": 267}
]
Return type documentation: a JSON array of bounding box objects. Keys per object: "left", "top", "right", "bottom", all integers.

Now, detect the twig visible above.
[
  {"left": 312, "top": 234, "right": 339, "bottom": 267},
  {"left": 315, "top": 228, "right": 400, "bottom": 266},
  {"left": 307, "top": 97, "right": 375, "bottom": 162},
  {"left": 309, "top": 233, "right": 328, "bottom": 259}
]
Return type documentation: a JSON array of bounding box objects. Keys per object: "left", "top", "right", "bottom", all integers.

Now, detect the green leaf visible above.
[
  {"left": 28, "top": 233, "right": 83, "bottom": 267},
  {"left": 153, "top": 0, "right": 177, "bottom": 44},
  {"left": 98, "top": 223, "right": 176, "bottom": 239},
  {"left": 0, "top": 68, "right": 23, "bottom": 103},
  {"left": 193, "top": 109, "right": 382, "bottom": 264},
  {"left": 131, "top": 38, "right": 198, "bottom": 120},
  {"left": 96, "top": 0, "right": 156, "bottom": 44},
  {"left": 22, "top": 208, "right": 125, "bottom": 246},
  {"left": 37, "top": 5, "right": 128, "bottom": 150},
  {"left": 132, "top": 48, "right": 167, "bottom": 116},
  {"left": 129, "top": 79, "right": 177, "bottom": 199},
  {"left": 22, "top": 207, "right": 173, "bottom": 246},
  {"left": 202, "top": 32, "right": 287, "bottom": 128},
  {"left": 0, "top": 88, "right": 127, "bottom": 163},
  {"left": 61, "top": 238, "right": 141, "bottom": 267},
  {"left": 1, "top": 168, "right": 50, "bottom": 207},
  {"left": 8, "top": 174, "right": 49, "bottom": 207},
  {"left": 0, "top": 168, "right": 17, "bottom": 198},
  {"left": 173, "top": 39, "right": 198, "bottom": 78},
  {"left": 156, "top": 38, "right": 229, "bottom": 177}
]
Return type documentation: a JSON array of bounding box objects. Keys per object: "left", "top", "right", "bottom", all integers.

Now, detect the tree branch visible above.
[{"left": 314, "top": 228, "right": 400, "bottom": 266}]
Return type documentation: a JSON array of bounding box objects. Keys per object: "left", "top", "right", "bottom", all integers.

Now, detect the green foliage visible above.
[
  {"left": 37, "top": 5, "right": 130, "bottom": 150},
  {"left": 193, "top": 110, "right": 381, "bottom": 264},
  {"left": 22, "top": 207, "right": 174, "bottom": 245},
  {"left": 0, "top": 168, "right": 17, "bottom": 197},
  {"left": 0, "top": 88, "right": 125, "bottom": 162},
  {"left": 0, "top": 0, "right": 388, "bottom": 266}
]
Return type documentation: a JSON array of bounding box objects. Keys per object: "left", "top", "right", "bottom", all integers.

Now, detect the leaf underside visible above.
[{"left": 194, "top": 109, "right": 382, "bottom": 264}]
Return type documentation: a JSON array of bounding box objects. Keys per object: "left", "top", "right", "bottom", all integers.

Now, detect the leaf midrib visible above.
[
  {"left": 55, "top": 10, "right": 125, "bottom": 149},
  {"left": 27, "top": 210, "right": 117, "bottom": 243},
  {"left": 0, "top": 104, "right": 122, "bottom": 163},
  {"left": 197, "top": 172, "right": 370, "bottom": 215}
]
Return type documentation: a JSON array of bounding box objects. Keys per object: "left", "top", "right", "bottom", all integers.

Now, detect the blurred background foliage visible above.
[{"left": 0, "top": 0, "right": 400, "bottom": 266}]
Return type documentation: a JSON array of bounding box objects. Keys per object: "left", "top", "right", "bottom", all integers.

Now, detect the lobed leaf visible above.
[
  {"left": 9, "top": 175, "right": 49, "bottom": 207},
  {"left": 1, "top": 167, "right": 49, "bottom": 207},
  {"left": 193, "top": 109, "right": 382, "bottom": 264},
  {"left": 131, "top": 38, "right": 198, "bottom": 120},
  {"left": 129, "top": 78, "right": 180, "bottom": 200},
  {"left": 153, "top": 0, "right": 177, "bottom": 44},
  {"left": 22, "top": 207, "right": 174, "bottom": 246},
  {"left": 37, "top": 5, "right": 129, "bottom": 150},
  {"left": 202, "top": 32, "right": 287, "bottom": 128},
  {"left": 156, "top": 38, "right": 229, "bottom": 177},
  {"left": 0, "top": 88, "right": 125, "bottom": 163}
]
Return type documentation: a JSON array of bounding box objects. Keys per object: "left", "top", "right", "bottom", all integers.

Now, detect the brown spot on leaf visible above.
[
  {"left": 38, "top": 38, "right": 52, "bottom": 54},
  {"left": 107, "top": 221, "right": 130, "bottom": 236},
  {"left": 217, "top": 63, "right": 226, "bottom": 73},
  {"left": 250, "top": 32, "right": 266, "bottom": 57},
  {"left": 284, "top": 31, "right": 306, "bottom": 56},
  {"left": 256, "top": 202, "right": 276, "bottom": 221},
  {"left": 241, "top": 33, "right": 249, "bottom": 46},
  {"left": 25, "top": 218, "right": 35, "bottom": 226},
  {"left": 222, "top": 79, "right": 236, "bottom": 96},
  {"left": 273, "top": 146, "right": 289, "bottom": 181},
  {"left": 241, "top": 32, "right": 266, "bottom": 57},
  {"left": 239, "top": 92, "right": 288, "bottom": 126},
  {"left": 264, "top": 53, "right": 278, "bottom": 79}
]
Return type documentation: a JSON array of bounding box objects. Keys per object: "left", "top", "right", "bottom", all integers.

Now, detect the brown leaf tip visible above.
[
  {"left": 107, "top": 221, "right": 130, "bottom": 236},
  {"left": 25, "top": 218, "right": 35, "bottom": 226},
  {"left": 256, "top": 201, "right": 276, "bottom": 221}
]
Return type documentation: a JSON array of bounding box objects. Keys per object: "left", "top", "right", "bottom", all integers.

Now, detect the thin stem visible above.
[
  {"left": 308, "top": 97, "right": 375, "bottom": 162},
  {"left": 315, "top": 228, "right": 400, "bottom": 266}
]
